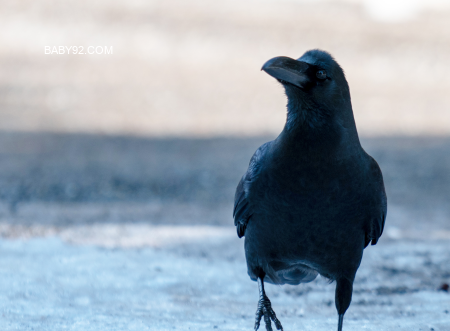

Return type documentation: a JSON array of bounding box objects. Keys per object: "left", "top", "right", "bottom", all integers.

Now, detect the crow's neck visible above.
[
  {"left": 279, "top": 98, "right": 361, "bottom": 158},
  {"left": 285, "top": 96, "right": 329, "bottom": 133}
]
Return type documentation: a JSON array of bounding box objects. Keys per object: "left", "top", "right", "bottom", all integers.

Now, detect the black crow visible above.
[{"left": 233, "top": 50, "right": 387, "bottom": 331}]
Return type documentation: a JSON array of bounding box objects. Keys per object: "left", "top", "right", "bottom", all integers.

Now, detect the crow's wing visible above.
[
  {"left": 233, "top": 142, "right": 271, "bottom": 238},
  {"left": 364, "top": 157, "right": 387, "bottom": 247}
]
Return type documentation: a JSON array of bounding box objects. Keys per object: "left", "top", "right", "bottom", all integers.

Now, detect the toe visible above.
[
  {"left": 268, "top": 308, "right": 283, "bottom": 330},
  {"left": 254, "top": 295, "right": 283, "bottom": 331},
  {"left": 254, "top": 303, "right": 263, "bottom": 330},
  {"left": 263, "top": 308, "right": 273, "bottom": 331},
  {"left": 272, "top": 317, "right": 283, "bottom": 331}
]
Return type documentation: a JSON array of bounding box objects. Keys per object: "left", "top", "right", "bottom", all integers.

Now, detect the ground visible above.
[
  {"left": 0, "top": 133, "right": 449, "bottom": 330},
  {"left": 0, "top": 228, "right": 449, "bottom": 330}
]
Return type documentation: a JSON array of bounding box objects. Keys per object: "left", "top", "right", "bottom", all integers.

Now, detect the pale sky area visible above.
[{"left": 1, "top": 0, "right": 450, "bottom": 137}]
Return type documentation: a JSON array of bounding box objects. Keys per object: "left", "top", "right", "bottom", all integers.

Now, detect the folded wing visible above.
[{"left": 233, "top": 142, "right": 271, "bottom": 238}]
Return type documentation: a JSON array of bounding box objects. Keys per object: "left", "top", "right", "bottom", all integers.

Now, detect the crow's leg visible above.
[
  {"left": 335, "top": 277, "right": 353, "bottom": 331},
  {"left": 254, "top": 274, "right": 283, "bottom": 331}
]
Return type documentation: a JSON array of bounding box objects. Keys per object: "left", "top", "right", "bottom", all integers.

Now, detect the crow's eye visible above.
[{"left": 316, "top": 70, "right": 327, "bottom": 80}]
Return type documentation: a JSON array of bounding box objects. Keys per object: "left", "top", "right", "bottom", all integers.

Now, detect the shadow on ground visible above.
[{"left": 0, "top": 131, "right": 449, "bottom": 232}]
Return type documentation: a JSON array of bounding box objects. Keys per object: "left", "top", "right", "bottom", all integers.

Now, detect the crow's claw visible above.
[{"left": 254, "top": 294, "right": 283, "bottom": 331}]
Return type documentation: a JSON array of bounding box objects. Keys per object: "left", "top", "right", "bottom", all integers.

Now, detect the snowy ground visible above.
[
  {"left": 0, "top": 134, "right": 449, "bottom": 330},
  {"left": 0, "top": 225, "right": 449, "bottom": 331}
]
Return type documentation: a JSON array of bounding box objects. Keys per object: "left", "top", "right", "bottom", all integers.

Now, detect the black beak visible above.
[{"left": 261, "top": 56, "right": 312, "bottom": 89}]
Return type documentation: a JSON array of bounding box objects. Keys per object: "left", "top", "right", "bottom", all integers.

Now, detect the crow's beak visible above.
[{"left": 261, "top": 56, "right": 312, "bottom": 89}]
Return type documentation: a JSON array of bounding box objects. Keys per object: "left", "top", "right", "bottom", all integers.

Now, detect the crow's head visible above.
[{"left": 262, "top": 50, "right": 353, "bottom": 131}]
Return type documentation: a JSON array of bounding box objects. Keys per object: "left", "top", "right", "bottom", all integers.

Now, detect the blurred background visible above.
[
  {"left": 0, "top": 0, "right": 449, "bottom": 237},
  {"left": 0, "top": 1, "right": 450, "bottom": 329}
]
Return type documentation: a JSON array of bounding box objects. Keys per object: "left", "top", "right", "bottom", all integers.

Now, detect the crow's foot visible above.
[{"left": 254, "top": 293, "right": 283, "bottom": 331}]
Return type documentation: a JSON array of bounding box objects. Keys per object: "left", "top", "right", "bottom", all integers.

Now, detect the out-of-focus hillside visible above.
[{"left": 1, "top": 0, "right": 450, "bottom": 137}]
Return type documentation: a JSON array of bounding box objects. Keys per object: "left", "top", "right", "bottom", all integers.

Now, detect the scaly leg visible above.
[
  {"left": 254, "top": 275, "right": 283, "bottom": 331},
  {"left": 337, "top": 314, "right": 344, "bottom": 331},
  {"left": 335, "top": 277, "right": 353, "bottom": 331}
]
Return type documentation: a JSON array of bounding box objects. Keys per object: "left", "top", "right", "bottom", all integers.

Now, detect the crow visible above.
[{"left": 233, "top": 50, "right": 387, "bottom": 331}]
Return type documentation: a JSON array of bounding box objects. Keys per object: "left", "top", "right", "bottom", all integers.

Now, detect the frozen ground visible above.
[
  {"left": 0, "top": 133, "right": 449, "bottom": 330},
  {"left": 0, "top": 225, "right": 449, "bottom": 331}
]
